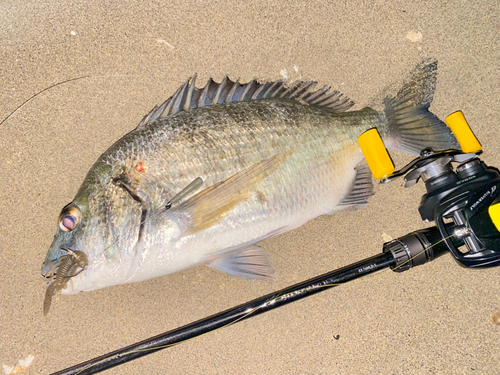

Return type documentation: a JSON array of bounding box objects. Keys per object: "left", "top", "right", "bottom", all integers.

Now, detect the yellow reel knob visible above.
[
  {"left": 488, "top": 201, "right": 500, "bottom": 233},
  {"left": 358, "top": 128, "right": 395, "bottom": 179},
  {"left": 445, "top": 111, "right": 482, "bottom": 153}
]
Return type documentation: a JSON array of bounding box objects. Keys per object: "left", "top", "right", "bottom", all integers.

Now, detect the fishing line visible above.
[
  {"left": 72, "top": 233, "right": 456, "bottom": 375},
  {"left": 0, "top": 74, "right": 155, "bottom": 127},
  {"left": 2, "top": 73, "right": 197, "bottom": 128},
  {"left": 1, "top": 75, "right": 91, "bottom": 127}
]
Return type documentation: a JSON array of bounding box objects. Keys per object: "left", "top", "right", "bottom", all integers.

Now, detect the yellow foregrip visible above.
[
  {"left": 445, "top": 111, "right": 482, "bottom": 153},
  {"left": 358, "top": 128, "right": 395, "bottom": 179},
  {"left": 488, "top": 202, "right": 500, "bottom": 232}
]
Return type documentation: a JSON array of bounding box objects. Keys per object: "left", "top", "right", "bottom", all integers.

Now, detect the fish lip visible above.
[
  {"left": 41, "top": 249, "right": 89, "bottom": 278},
  {"left": 41, "top": 258, "right": 60, "bottom": 279}
]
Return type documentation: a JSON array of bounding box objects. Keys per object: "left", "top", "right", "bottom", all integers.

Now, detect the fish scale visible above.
[{"left": 41, "top": 59, "right": 460, "bottom": 314}]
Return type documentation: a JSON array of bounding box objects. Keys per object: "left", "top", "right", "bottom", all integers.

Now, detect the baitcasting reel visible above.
[{"left": 359, "top": 111, "right": 500, "bottom": 270}]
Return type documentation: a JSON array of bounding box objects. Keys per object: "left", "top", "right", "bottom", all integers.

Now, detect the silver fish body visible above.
[{"left": 41, "top": 60, "right": 459, "bottom": 309}]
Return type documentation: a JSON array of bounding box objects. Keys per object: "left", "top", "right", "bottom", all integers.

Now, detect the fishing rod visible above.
[{"left": 52, "top": 111, "right": 500, "bottom": 375}]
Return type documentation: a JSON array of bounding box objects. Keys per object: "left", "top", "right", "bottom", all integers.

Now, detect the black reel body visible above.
[
  {"left": 384, "top": 150, "right": 500, "bottom": 268},
  {"left": 433, "top": 161, "right": 500, "bottom": 267}
]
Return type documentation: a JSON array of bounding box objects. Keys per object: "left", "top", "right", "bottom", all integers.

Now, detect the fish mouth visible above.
[{"left": 42, "top": 250, "right": 89, "bottom": 315}]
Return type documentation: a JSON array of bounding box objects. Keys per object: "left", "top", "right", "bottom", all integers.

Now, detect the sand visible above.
[{"left": 1, "top": 1, "right": 499, "bottom": 374}]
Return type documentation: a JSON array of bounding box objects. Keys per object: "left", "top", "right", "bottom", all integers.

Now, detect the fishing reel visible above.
[{"left": 359, "top": 111, "right": 500, "bottom": 270}]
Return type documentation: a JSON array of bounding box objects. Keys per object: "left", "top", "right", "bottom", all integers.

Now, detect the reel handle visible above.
[{"left": 445, "top": 111, "right": 482, "bottom": 153}]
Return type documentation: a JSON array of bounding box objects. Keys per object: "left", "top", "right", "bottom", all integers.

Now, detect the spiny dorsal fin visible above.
[{"left": 136, "top": 75, "right": 355, "bottom": 130}]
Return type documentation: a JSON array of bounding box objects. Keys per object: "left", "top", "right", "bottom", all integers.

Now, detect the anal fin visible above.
[{"left": 208, "top": 245, "right": 276, "bottom": 281}]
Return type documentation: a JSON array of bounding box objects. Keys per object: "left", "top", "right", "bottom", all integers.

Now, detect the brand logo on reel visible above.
[{"left": 471, "top": 185, "right": 497, "bottom": 211}]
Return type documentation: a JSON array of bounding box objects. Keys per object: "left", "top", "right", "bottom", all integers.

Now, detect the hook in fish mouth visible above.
[{"left": 42, "top": 249, "right": 89, "bottom": 316}]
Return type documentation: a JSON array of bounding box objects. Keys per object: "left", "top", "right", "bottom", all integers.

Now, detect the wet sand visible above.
[{"left": 1, "top": 1, "right": 499, "bottom": 374}]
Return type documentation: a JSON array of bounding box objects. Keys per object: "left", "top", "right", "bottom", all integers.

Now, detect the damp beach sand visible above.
[{"left": 1, "top": 1, "right": 499, "bottom": 374}]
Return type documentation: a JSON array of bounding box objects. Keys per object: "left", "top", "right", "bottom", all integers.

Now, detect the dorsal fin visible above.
[{"left": 136, "top": 75, "right": 355, "bottom": 130}]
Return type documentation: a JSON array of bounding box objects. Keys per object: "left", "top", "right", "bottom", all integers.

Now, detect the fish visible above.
[{"left": 41, "top": 59, "right": 460, "bottom": 313}]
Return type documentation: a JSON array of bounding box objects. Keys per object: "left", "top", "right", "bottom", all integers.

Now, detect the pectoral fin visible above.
[
  {"left": 208, "top": 245, "right": 276, "bottom": 281},
  {"left": 329, "top": 163, "right": 374, "bottom": 213},
  {"left": 168, "top": 152, "right": 289, "bottom": 235}
]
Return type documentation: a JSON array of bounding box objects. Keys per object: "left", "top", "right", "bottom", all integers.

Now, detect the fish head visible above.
[
  {"left": 41, "top": 202, "right": 90, "bottom": 286},
  {"left": 41, "top": 168, "right": 144, "bottom": 297}
]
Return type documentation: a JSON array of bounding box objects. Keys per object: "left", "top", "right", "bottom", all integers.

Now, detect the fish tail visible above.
[{"left": 381, "top": 59, "right": 460, "bottom": 155}]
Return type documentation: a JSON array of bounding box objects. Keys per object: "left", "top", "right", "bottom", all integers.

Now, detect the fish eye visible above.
[{"left": 58, "top": 205, "right": 81, "bottom": 232}]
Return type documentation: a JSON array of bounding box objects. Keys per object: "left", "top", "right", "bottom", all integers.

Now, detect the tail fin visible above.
[{"left": 382, "top": 59, "right": 460, "bottom": 155}]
